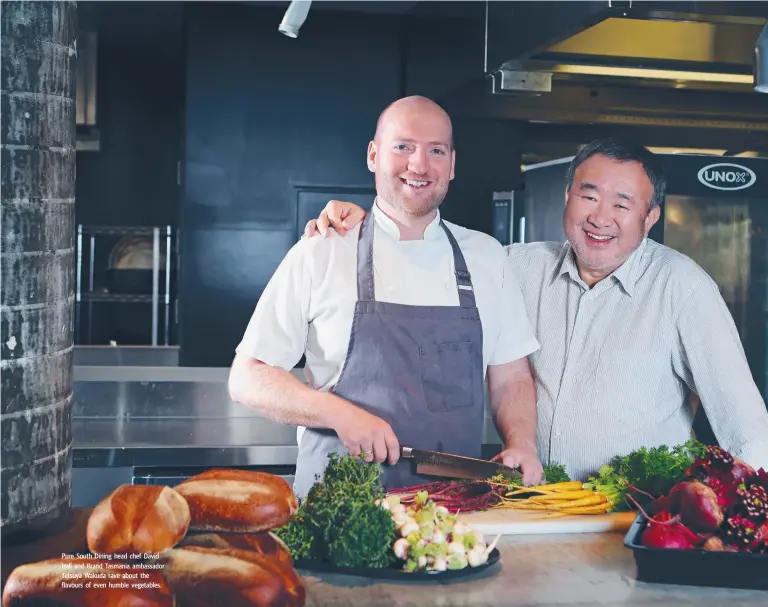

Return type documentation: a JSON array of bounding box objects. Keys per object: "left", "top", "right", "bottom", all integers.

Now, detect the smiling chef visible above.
[{"left": 227, "top": 95, "right": 543, "bottom": 499}]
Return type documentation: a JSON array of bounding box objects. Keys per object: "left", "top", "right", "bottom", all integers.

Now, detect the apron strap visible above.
[
  {"left": 439, "top": 219, "right": 477, "bottom": 309},
  {"left": 356, "top": 211, "right": 477, "bottom": 308},
  {"left": 357, "top": 211, "right": 377, "bottom": 301}
]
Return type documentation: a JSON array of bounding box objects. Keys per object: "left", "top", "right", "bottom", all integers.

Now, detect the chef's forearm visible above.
[
  {"left": 228, "top": 353, "right": 344, "bottom": 429},
  {"left": 487, "top": 359, "right": 538, "bottom": 452}
]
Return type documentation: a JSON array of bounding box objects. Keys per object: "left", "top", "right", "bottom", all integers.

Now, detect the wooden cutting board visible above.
[{"left": 458, "top": 508, "right": 636, "bottom": 535}]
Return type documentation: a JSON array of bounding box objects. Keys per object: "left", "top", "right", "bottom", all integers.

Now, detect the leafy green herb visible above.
[
  {"left": 274, "top": 452, "right": 397, "bottom": 568},
  {"left": 583, "top": 439, "right": 706, "bottom": 511},
  {"left": 543, "top": 462, "right": 570, "bottom": 484}
]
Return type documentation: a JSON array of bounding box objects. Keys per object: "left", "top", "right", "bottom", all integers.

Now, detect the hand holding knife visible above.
[{"left": 400, "top": 446, "right": 523, "bottom": 483}]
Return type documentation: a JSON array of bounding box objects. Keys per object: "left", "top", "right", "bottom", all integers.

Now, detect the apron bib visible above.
[{"left": 293, "top": 212, "right": 485, "bottom": 499}]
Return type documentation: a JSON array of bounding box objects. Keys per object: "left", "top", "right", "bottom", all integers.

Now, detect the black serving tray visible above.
[
  {"left": 624, "top": 514, "right": 768, "bottom": 591},
  {"left": 294, "top": 548, "right": 500, "bottom": 580}
]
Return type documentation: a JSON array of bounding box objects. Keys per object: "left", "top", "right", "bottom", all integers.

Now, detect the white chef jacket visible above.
[{"left": 236, "top": 202, "right": 540, "bottom": 442}]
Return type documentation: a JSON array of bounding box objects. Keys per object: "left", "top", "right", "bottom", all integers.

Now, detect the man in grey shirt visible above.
[{"left": 303, "top": 138, "right": 768, "bottom": 480}]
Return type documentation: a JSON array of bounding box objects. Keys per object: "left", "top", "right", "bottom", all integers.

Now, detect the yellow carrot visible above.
[
  {"left": 505, "top": 488, "right": 557, "bottom": 497},
  {"left": 529, "top": 482, "right": 583, "bottom": 492},
  {"left": 555, "top": 494, "right": 607, "bottom": 508},
  {"left": 528, "top": 490, "right": 594, "bottom": 501},
  {"left": 505, "top": 503, "right": 561, "bottom": 511},
  {"left": 519, "top": 494, "right": 608, "bottom": 510},
  {"left": 558, "top": 504, "right": 611, "bottom": 515}
]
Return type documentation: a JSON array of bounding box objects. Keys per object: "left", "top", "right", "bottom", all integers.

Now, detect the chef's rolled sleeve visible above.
[{"left": 236, "top": 240, "right": 312, "bottom": 372}]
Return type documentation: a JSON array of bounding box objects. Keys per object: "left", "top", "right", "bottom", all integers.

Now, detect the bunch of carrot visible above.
[{"left": 494, "top": 481, "right": 613, "bottom": 517}]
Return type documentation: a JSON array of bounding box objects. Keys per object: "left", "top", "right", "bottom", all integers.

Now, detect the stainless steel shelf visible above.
[{"left": 79, "top": 226, "right": 162, "bottom": 236}]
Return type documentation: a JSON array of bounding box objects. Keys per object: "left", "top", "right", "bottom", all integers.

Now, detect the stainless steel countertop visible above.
[
  {"left": 72, "top": 368, "right": 300, "bottom": 468},
  {"left": 72, "top": 365, "right": 503, "bottom": 469}
]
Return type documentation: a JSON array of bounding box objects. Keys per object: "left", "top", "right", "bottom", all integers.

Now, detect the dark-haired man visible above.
[{"left": 304, "top": 138, "right": 768, "bottom": 480}]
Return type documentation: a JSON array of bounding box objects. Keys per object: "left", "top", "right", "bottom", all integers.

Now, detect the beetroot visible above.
[
  {"left": 641, "top": 520, "right": 700, "bottom": 550},
  {"left": 728, "top": 458, "right": 756, "bottom": 485},
  {"left": 667, "top": 480, "right": 725, "bottom": 532},
  {"left": 750, "top": 521, "right": 768, "bottom": 553}
]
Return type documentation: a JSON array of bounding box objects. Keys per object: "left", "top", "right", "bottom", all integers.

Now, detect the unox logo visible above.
[{"left": 697, "top": 163, "right": 756, "bottom": 191}]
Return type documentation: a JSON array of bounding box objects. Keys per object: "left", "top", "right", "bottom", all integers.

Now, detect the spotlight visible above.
[{"left": 279, "top": 1, "right": 312, "bottom": 39}]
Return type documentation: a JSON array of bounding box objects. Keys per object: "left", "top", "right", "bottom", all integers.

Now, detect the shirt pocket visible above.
[{"left": 419, "top": 341, "right": 475, "bottom": 412}]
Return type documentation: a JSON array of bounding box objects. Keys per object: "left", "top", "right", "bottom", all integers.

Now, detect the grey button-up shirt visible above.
[{"left": 507, "top": 238, "right": 768, "bottom": 481}]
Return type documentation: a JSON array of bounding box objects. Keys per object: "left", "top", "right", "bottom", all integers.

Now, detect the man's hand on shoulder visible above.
[{"left": 302, "top": 200, "right": 368, "bottom": 239}]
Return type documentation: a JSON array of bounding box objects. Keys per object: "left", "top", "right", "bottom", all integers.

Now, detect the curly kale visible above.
[{"left": 273, "top": 453, "right": 397, "bottom": 568}]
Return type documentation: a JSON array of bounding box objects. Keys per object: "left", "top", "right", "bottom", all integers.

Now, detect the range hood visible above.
[
  {"left": 485, "top": 1, "right": 767, "bottom": 94},
  {"left": 434, "top": 0, "right": 768, "bottom": 161}
]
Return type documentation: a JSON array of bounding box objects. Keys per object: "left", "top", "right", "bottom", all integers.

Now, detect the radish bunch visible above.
[{"left": 376, "top": 491, "right": 500, "bottom": 572}]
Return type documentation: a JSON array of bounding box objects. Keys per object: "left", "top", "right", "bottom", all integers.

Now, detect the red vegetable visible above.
[
  {"left": 749, "top": 520, "right": 768, "bottom": 553},
  {"left": 689, "top": 447, "right": 755, "bottom": 506},
  {"left": 666, "top": 480, "right": 724, "bottom": 532},
  {"left": 387, "top": 479, "right": 504, "bottom": 513},
  {"left": 728, "top": 458, "right": 756, "bottom": 485},
  {"left": 641, "top": 520, "right": 701, "bottom": 550}
]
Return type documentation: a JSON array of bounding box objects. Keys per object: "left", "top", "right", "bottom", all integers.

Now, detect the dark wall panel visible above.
[
  {"left": 180, "top": 3, "right": 403, "bottom": 366},
  {"left": 76, "top": 2, "right": 184, "bottom": 227}
]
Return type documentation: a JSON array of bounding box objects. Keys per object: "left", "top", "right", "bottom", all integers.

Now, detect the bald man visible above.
[{"left": 228, "top": 96, "right": 543, "bottom": 498}]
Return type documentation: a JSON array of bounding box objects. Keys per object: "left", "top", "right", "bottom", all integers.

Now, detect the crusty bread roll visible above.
[
  {"left": 86, "top": 484, "right": 191, "bottom": 555},
  {"left": 179, "top": 531, "right": 293, "bottom": 566},
  {"left": 174, "top": 469, "right": 298, "bottom": 532},
  {"left": 159, "top": 546, "right": 306, "bottom": 607},
  {"left": 1, "top": 557, "right": 173, "bottom": 607}
]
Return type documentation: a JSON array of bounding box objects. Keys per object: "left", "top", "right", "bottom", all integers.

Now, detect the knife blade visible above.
[{"left": 400, "top": 447, "right": 522, "bottom": 481}]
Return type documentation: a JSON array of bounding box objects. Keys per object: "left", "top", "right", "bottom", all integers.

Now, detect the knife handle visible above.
[{"left": 401, "top": 447, "right": 413, "bottom": 459}]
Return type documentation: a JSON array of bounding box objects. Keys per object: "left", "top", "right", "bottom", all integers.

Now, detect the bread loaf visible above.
[
  {"left": 179, "top": 530, "right": 293, "bottom": 566},
  {"left": 86, "top": 484, "right": 191, "bottom": 555},
  {"left": 174, "top": 469, "right": 298, "bottom": 532},
  {"left": 159, "top": 546, "right": 306, "bottom": 607},
  {"left": 1, "top": 557, "right": 173, "bottom": 607}
]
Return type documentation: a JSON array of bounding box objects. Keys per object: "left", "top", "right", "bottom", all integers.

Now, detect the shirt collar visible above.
[
  {"left": 554, "top": 238, "right": 648, "bottom": 296},
  {"left": 372, "top": 198, "right": 443, "bottom": 242}
]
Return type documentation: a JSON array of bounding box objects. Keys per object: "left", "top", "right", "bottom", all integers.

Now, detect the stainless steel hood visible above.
[
  {"left": 435, "top": 1, "right": 768, "bottom": 161},
  {"left": 485, "top": 1, "right": 767, "bottom": 94}
]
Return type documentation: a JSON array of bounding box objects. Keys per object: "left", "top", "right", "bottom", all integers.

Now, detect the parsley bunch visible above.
[
  {"left": 543, "top": 462, "right": 570, "bottom": 484},
  {"left": 274, "top": 453, "right": 398, "bottom": 568},
  {"left": 584, "top": 439, "right": 707, "bottom": 510}
]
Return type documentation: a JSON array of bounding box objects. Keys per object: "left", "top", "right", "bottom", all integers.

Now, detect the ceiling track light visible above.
[{"left": 279, "top": 1, "right": 312, "bottom": 39}]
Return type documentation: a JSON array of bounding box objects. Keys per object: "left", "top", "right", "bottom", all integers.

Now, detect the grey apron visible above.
[{"left": 293, "top": 212, "right": 485, "bottom": 499}]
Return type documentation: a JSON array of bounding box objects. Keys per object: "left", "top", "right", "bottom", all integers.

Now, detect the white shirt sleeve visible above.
[
  {"left": 235, "top": 240, "right": 312, "bottom": 371},
  {"left": 488, "top": 254, "right": 541, "bottom": 366}
]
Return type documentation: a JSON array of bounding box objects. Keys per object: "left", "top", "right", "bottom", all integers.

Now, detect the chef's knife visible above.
[{"left": 400, "top": 447, "right": 522, "bottom": 482}]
